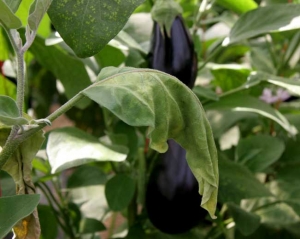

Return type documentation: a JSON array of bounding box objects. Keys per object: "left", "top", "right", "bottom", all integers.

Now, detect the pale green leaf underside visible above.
[
  {"left": 0, "top": 0, "right": 22, "bottom": 29},
  {"left": 83, "top": 67, "right": 219, "bottom": 218},
  {"left": 0, "top": 194, "right": 40, "bottom": 238},
  {"left": 48, "top": 0, "right": 144, "bottom": 58},
  {"left": 0, "top": 96, "right": 29, "bottom": 126},
  {"left": 224, "top": 4, "right": 300, "bottom": 45},
  {"left": 47, "top": 127, "right": 128, "bottom": 173},
  {"left": 28, "top": 0, "right": 53, "bottom": 31}
]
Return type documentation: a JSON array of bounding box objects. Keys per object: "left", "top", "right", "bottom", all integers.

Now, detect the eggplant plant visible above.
[{"left": 1, "top": 0, "right": 300, "bottom": 238}]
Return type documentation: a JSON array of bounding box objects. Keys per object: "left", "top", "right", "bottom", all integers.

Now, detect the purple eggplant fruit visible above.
[
  {"left": 146, "top": 16, "right": 206, "bottom": 234},
  {"left": 148, "top": 16, "right": 197, "bottom": 88}
]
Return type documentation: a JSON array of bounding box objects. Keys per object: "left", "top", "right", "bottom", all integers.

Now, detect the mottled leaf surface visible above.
[
  {"left": 83, "top": 67, "right": 219, "bottom": 218},
  {"left": 48, "top": 0, "right": 145, "bottom": 57}
]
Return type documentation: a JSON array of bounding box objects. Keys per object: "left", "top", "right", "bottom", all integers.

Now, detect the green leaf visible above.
[
  {"left": 67, "top": 165, "right": 108, "bottom": 188},
  {"left": 0, "top": 96, "right": 29, "bottom": 126},
  {"left": 3, "top": 0, "right": 22, "bottom": 12},
  {"left": 224, "top": 4, "right": 300, "bottom": 45},
  {"left": 29, "top": 35, "right": 91, "bottom": 109},
  {"left": 28, "top": 0, "right": 52, "bottom": 31},
  {"left": 205, "top": 94, "right": 297, "bottom": 135},
  {"left": 0, "top": 194, "right": 40, "bottom": 239},
  {"left": 38, "top": 205, "right": 58, "bottom": 239},
  {"left": 79, "top": 218, "right": 106, "bottom": 234},
  {"left": 219, "top": 156, "right": 272, "bottom": 203},
  {"left": 193, "top": 86, "right": 219, "bottom": 102},
  {"left": 94, "top": 44, "right": 126, "bottom": 68},
  {"left": 236, "top": 134, "right": 285, "bottom": 172},
  {"left": 216, "top": 0, "right": 257, "bottom": 14},
  {"left": 46, "top": 127, "right": 128, "bottom": 173},
  {"left": 249, "top": 72, "right": 300, "bottom": 96},
  {"left": 0, "top": 74, "right": 16, "bottom": 99},
  {"left": 0, "top": 170, "right": 15, "bottom": 196},
  {"left": 0, "top": 0, "right": 22, "bottom": 29},
  {"left": 83, "top": 67, "right": 219, "bottom": 218},
  {"left": 105, "top": 174, "right": 136, "bottom": 211},
  {"left": 48, "top": 0, "right": 144, "bottom": 58},
  {"left": 227, "top": 202, "right": 261, "bottom": 236}
]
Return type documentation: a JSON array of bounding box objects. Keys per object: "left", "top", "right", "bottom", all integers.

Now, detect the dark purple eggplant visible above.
[
  {"left": 145, "top": 16, "right": 204, "bottom": 234},
  {"left": 148, "top": 16, "right": 197, "bottom": 89}
]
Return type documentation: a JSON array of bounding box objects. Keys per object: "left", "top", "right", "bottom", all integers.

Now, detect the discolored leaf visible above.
[
  {"left": 0, "top": 194, "right": 40, "bottom": 239},
  {"left": 48, "top": 0, "right": 145, "bottom": 57},
  {"left": 83, "top": 67, "right": 219, "bottom": 218},
  {"left": 0, "top": 96, "right": 28, "bottom": 126},
  {"left": 47, "top": 127, "right": 128, "bottom": 173}
]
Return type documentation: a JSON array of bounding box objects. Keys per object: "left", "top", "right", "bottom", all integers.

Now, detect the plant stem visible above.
[
  {"left": 107, "top": 212, "right": 118, "bottom": 238},
  {"left": 137, "top": 148, "right": 146, "bottom": 206}
]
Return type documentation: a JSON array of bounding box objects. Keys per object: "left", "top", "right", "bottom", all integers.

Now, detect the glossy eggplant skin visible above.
[
  {"left": 148, "top": 16, "right": 197, "bottom": 89},
  {"left": 146, "top": 16, "right": 204, "bottom": 234},
  {"left": 146, "top": 140, "right": 207, "bottom": 234}
]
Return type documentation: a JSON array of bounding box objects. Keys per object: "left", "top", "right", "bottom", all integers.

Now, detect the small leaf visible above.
[
  {"left": 224, "top": 4, "right": 300, "bottom": 45},
  {"left": 0, "top": 194, "right": 40, "bottom": 239},
  {"left": 83, "top": 67, "right": 219, "bottom": 218},
  {"left": 46, "top": 127, "right": 128, "bottom": 173},
  {"left": 0, "top": 0, "right": 22, "bottom": 29},
  {"left": 48, "top": 0, "right": 144, "bottom": 57},
  {"left": 236, "top": 134, "right": 285, "bottom": 172},
  {"left": 79, "top": 218, "right": 106, "bottom": 234},
  {"left": 205, "top": 94, "right": 297, "bottom": 135},
  {"left": 105, "top": 174, "right": 136, "bottom": 211},
  {"left": 67, "top": 165, "right": 108, "bottom": 188},
  {"left": 219, "top": 156, "right": 272, "bottom": 203},
  {"left": 3, "top": 0, "right": 22, "bottom": 12},
  {"left": 227, "top": 202, "right": 260, "bottom": 236},
  {"left": 28, "top": 0, "right": 52, "bottom": 31},
  {"left": 0, "top": 96, "right": 28, "bottom": 126},
  {"left": 193, "top": 86, "right": 219, "bottom": 102},
  {"left": 216, "top": 0, "right": 257, "bottom": 14}
]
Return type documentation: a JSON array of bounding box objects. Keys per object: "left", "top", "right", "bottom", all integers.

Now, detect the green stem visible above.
[
  {"left": 192, "top": 0, "right": 209, "bottom": 37},
  {"left": 137, "top": 148, "right": 146, "bottom": 206},
  {"left": 198, "top": 44, "right": 223, "bottom": 72},
  {"left": 107, "top": 212, "right": 118, "bottom": 238}
]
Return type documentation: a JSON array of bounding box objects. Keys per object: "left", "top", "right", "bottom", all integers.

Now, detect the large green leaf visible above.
[
  {"left": 227, "top": 202, "right": 261, "bottom": 236},
  {"left": 205, "top": 94, "right": 297, "bottom": 135},
  {"left": 0, "top": 0, "right": 22, "bottom": 29},
  {"left": 83, "top": 67, "right": 219, "bottom": 218},
  {"left": 0, "top": 95, "right": 29, "bottom": 126},
  {"left": 105, "top": 174, "right": 136, "bottom": 211},
  {"left": 29, "top": 35, "right": 91, "bottom": 109},
  {"left": 48, "top": 0, "right": 144, "bottom": 58},
  {"left": 224, "top": 4, "right": 300, "bottom": 45},
  {"left": 219, "top": 156, "right": 272, "bottom": 203},
  {"left": 38, "top": 205, "right": 58, "bottom": 239},
  {"left": 216, "top": 0, "right": 257, "bottom": 14},
  {"left": 46, "top": 127, "right": 128, "bottom": 173},
  {"left": 236, "top": 134, "right": 285, "bottom": 172},
  {"left": 0, "top": 194, "right": 40, "bottom": 239}
]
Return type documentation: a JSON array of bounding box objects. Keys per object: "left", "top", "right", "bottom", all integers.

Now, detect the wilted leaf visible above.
[{"left": 83, "top": 67, "right": 219, "bottom": 218}]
